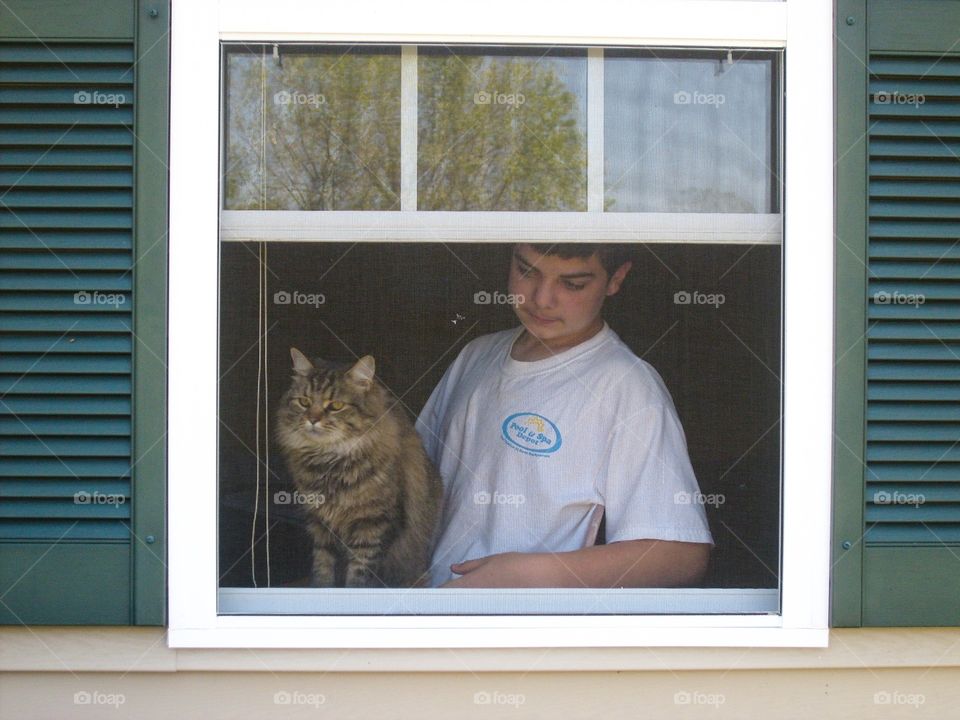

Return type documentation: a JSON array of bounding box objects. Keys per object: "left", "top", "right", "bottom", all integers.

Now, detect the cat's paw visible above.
[
  {"left": 307, "top": 566, "right": 336, "bottom": 587},
  {"left": 344, "top": 565, "right": 384, "bottom": 588},
  {"left": 310, "top": 547, "right": 337, "bottom": 587}
]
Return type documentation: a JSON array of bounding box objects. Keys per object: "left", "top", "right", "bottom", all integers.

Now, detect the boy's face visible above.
[{"left": 507, "top": 244, "right": 631, "bottom": 346}]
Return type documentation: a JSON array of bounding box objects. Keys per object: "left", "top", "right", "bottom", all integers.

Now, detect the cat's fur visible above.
[{"left": 275, "top": 348, "right": 443, "bottom": 588}]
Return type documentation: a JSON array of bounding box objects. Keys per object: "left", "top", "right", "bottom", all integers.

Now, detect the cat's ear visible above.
[
  {"left": 346, "top": 355, "right": 375, "bottom": 390},
  {"left": 290, "top": 347, "right": 314, "bottom": 375}
]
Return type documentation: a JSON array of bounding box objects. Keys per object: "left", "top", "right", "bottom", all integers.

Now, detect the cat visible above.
[{"left": 275, "top": 347, "right": 443, "bottom": 588}]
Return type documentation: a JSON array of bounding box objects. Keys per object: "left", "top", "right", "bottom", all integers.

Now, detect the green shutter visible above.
[
  {"left": 0, "top": 0, "right": 166, "bottom": 625},
  {"left": 862, "top": 49, "right": 960, "bottom": 624},
  {"left": 834, "top": 0, "right": 960, "bottom": 627}
]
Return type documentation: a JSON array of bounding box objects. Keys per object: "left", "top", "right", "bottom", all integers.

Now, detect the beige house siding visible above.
[{"left": 1, "top": 628, "right": 959, "bottom": 718}]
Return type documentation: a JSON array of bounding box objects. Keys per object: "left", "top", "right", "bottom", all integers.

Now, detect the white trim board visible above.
[{"left": 217, "top": 1, "right": 788, "bottom": 47}]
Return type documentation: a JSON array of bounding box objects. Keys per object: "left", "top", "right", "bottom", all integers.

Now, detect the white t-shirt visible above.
[{"left": 415, "top": 321, "right": 713, "bottom": 587}]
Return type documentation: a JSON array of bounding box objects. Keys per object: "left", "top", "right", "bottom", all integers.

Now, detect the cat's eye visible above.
[
  {"left": 296, "top": 397, "right": 311, "bottom": 409},
  {"left": 324, "top": 400, "right": 346, "bottom": 412}
]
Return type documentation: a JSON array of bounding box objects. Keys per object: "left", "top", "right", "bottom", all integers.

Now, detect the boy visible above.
[{"left": 415, "top": 243, "right": 713, "bottom": 588}]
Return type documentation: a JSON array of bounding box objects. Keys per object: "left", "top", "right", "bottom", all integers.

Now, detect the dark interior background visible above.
[{"left": 218, "top": 241, "right": 782, "bottom": 590}]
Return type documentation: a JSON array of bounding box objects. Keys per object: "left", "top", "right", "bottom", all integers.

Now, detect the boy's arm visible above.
[{"left": 441, "top": 540, "right": 710, "bottom": 588}]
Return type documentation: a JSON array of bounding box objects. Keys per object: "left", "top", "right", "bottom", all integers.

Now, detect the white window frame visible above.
[{"left": 167, "top": 0, "right": 833, "bottom": 648}]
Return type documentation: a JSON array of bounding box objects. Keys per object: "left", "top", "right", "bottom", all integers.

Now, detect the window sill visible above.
[{"left": 7, "top": 627, "right": 960, "bottom": 672}]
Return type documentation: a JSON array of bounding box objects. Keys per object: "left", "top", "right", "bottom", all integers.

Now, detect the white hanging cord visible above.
[
  {"left": 262, "top": 45, "right": 272, "bottom": 586},
  {"left": 249, "top": 46, "right": 269, "bottom": 588},
  {"left": 263, "top": 243, "right": 271, "bottom": 587},
  {"left": 251, "top": 242, "right": 263, "bottom": 588}
]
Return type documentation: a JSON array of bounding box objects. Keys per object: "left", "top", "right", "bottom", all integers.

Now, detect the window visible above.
[{"left": 169, "top": 0, "right": 833, "bottom": 648}]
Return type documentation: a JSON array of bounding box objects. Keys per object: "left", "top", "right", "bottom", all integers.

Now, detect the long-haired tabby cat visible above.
[{"left": 276, "top": 348, "right": 442, "bottom": 588}]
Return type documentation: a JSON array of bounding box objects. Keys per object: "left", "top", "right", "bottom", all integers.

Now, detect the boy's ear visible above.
[
  {"left": 290, "top": 347, "right": 314, "bottom": 375},
  {"left": 606, "top": 260, "right": 633, "bottom": 297},
  {"left": 346, "top": 355, "right": 375, "bottom": 389}
]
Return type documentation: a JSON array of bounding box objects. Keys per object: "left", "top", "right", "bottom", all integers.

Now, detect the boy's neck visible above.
[{"left": 510, "top": 317, "right": 605, "bottom": 362}]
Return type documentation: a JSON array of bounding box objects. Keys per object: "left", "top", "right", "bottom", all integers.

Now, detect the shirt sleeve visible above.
[{"left": 601, "top": 403, "right": 714, "bottom": 546}]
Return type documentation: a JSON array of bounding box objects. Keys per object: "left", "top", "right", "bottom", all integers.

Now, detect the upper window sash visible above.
[{"left": 220, "top": 43, "right": 783, "bottom": 241}]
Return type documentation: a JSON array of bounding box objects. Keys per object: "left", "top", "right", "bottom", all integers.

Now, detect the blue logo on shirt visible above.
[{"left": 501, "top": 412, "right": 562, "bottom": 456}]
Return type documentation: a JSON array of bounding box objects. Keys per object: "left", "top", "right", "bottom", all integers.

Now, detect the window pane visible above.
[
  {"left": 223, "top": 45, "right": 401, "bottom": 210},
  {"left": 605, "top": 51, "right": 778, "bottom": 213},
  {"left": 218, "top": 241, "right": 781, "bottom": 599},
  {"left": 418, "top": 47, "right": 587, "bottom": 211}
]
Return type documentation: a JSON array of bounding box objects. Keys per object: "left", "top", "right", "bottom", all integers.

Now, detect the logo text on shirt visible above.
[{"left": 500, "top": 412, "right": 562, "bottom": 456}]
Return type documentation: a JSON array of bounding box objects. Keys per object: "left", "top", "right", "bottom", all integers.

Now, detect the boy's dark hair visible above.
[{"left": 524, "top": 243, "right": 633, "bottom": 278}]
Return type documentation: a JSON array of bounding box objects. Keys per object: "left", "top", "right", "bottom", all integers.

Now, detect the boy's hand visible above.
[
  {"left": 441, "top": 552, "right": 542, "bottom": 588},
  {"left": 439, "top": 540, "right": 710, "bottom": 588}
]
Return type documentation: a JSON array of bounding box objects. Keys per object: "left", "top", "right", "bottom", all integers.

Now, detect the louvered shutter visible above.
[
  {"left": 866, "top": 54, "right": 960, "bottom": 547},
  {"left": 860, "top": 51, "right": 960, "bottom": 624},
  {"left": 834, "top": 0, "right": 960, "bottom": 627},
  {"left": 0, "top": 1, "right": 166, "bottom": 625}
]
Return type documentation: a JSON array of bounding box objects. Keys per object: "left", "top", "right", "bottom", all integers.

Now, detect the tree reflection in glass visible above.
[
  {"left": 417, "top": 47, "right": 587, "bottom": 211},
  {"left": 224, "top": 46, "right": 401, "bottom": 210}
]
